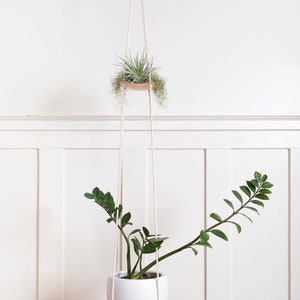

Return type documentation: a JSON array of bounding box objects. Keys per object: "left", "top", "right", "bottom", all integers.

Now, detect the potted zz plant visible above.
[
  {"left": 84, "top": 171, "right": 273, "bottom": 300},
  {"left": 111, "top": 52, "right": 167, "bottom": 106}
]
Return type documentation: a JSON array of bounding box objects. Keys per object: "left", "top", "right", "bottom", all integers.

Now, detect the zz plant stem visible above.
[{"left": 85, "top": 171, "right": 273, "bottom": 279}]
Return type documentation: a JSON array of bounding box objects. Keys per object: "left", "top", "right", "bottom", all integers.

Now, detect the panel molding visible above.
[
  {"left": 0, "top": 117, "right": 299, "bottom": 300},
  {"left": 0, "top": 115, "right": 299, "bottom": 131}
]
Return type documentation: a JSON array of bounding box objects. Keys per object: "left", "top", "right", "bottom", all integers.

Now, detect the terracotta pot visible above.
[
  {"left": 106, "top": 272, "right": 168, "bottom": 300},
  {"left": 120, "top": 81, "right": 154, "bottom": 91}
]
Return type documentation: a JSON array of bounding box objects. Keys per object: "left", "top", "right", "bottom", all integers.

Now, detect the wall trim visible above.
[{"left": 0, "top": 115, "right": 299, "bottom": 131}]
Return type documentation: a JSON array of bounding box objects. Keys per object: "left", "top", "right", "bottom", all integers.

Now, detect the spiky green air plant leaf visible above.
[
  {"left": 84, "top": 171, "right": 273, "bottom": 279},
  {"left": 119, "top": 52, "right": 154, "bottom": 83}
]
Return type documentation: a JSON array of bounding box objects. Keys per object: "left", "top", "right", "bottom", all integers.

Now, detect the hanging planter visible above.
[
  {"left": 111, "top": 52, "right": 167, "bottom": 106},
  {"left": 107, "top": 272, "right": 168, "bottom": 300}
]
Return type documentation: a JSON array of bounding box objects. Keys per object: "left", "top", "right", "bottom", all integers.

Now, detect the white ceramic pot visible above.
[{"left": 106, "top": 272, "right": 168, "bottom": 300}]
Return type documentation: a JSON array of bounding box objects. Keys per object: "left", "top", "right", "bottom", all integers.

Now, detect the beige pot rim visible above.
[{"left": 120, "top": 81, "right": 154, "bottom": 91}]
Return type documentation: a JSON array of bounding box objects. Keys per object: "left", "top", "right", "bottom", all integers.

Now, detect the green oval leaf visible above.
[
  {"left": 254, "top": 171, "right": 262, "bottom": 181},
  {"left": 200, "top": 230, "right": 210, "bottom": 242},
  {"left": 92, "top": 187, "right": 101, "bottom": 199},
  {"left": 129, "top": 229, "right": 141, "bottom": 236},
  {"left": 142, "top": 242, "right": 162, "bottom": 254},
  {"left": 245, "top": 206, "right": 260, "bottom": 215},
  {"left": 210, "top": 213, "right": 222, "bottom": 222},
  {"left": 132, "top": 243, "right": 140, "bottom": 256},
  {"left": 255, "top": 193, "right": 269, "bottom": 200},
  {"left": 211, "top": 229, "right": 228, "bottom": 241},
  {"left": 121, "top": 212, "right": 131, "bottom": 227},
  {"left": 190, "top": 247, "right": 198, "bottom": 256},
  {"left": 224, "top": 199, "right": 235, "bottom": 211},
  {"left": 84, "top": 192, "right": 94, "bottom": 199},
  {"left": 251, "top": 200, "right": 264, "bottom": 207},
  {"left": 247, "top": 180, "right": 256, "bottom": 193},
  {"left": 195, "top": 240, "right": 213, "bottom": 248},
  {"left": 234, "top": 222, "right": 242, "bottom": 233},
  {"left": 262, "top": 182, "right": 273, "bottom": 188},
  {"left": 228, "top": 221, "right": 242, "bottom": 233},
  {"left": 131, "top": 237, "right": 141, "bottom": 250},
  {"left": 113, "top": 209, "right": 118, "bottom": 219},
  {"left": 142, "top": 227, "right": 150, "bottom": 237},
  {"left": 148, "top": 237, "right": 168, "bottom": 243},
  {"left": 262, "top": 174, "right": 268, "bottom": 182},
  {"left": 240, "top": 185, "right": 251, "bottom": 197},
  {"left": 260, "top": 189, "right": 272, "bottom": 194},
  {"left": 251, "top": 179, "right": 259, "bottom": 187},
  {"left": 239, "top": 212, "right": 253, "bottom": 223},
  {"left": 232, "top": 190, "right": 243, "bottom": 204}
]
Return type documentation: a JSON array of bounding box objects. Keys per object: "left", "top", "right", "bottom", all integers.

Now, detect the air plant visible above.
[{"left": 111, "top": 52, "right": 167, "bottom": 106}]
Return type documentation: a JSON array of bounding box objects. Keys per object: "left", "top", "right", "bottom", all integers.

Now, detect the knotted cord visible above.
[
  {"left": 112, "top": 0, "right": 160, "bottom": 299},
  {"left": 140, "top": 2, "right": 160, "bottom": 295}
]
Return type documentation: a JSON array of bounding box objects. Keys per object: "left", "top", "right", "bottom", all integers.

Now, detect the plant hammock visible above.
[
  {"left": 110, "top": 0, "right": 167, "bottom": 106},
  {"left": 112, "top": 0, "right": 163, "bottom": 289}
]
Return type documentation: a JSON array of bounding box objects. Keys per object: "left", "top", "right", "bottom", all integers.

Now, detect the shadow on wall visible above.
[{"left": 39, "top": 83, "right": 112, "bottom": 116}]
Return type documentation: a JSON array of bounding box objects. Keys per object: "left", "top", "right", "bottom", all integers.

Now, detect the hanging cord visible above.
[
  {"left": 147, "top": 87, "right": 161, "bottom": 299},
  {"left": 111, "top": 89, "right": 126, "bottom": 300},
  {"left": 111, "top": 2, "right": 133, "bottom": 299},
  {"left": 141, "top": 0, "right": 160, "bottom": 299},
  {"left": 141, "top": 0, "right": 149, "bottom": 57},
  {"left": 125, "top": 0, "right": 133, "bottom": 56},
  {"left": 112, "top": 1, "right": 160, "bottom": 299}
]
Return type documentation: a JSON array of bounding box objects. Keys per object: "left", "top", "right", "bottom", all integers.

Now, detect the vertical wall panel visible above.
[
  {"left": 38, "top": 149, "right": 64, "bottom": 300},
  {"left": 230, "top": 150, "right": 289, "bottom": 300},
  {"left": 290, "top": 149, "right": 300, "bottom": 299},
  {"left": 206, "top": 149, "right": 231, "bottom": 300},
  {"left": 0, "top": 150, "right": 38, "bottom": 300},
  {"left": 149, "top": 150, "right": 205, "bottom": 300},
  {"left": 63, "top": 149, "right": 119, "bottom": 300}
]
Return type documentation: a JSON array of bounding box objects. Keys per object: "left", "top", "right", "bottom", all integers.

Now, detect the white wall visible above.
[{"left": 0, "top": 0, "right": 299, "bottom": 116}]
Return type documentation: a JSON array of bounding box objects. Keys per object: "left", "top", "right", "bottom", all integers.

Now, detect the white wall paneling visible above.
[
  {"left": 148, "top": 149, "right": 206, "bottom": 300},
  {"left": 0, "top": 116, "right": 299, "bottom": 300},
  {"left": 290, "top": 149, "right": 300, "bottom": 299},
  {"left": 38, "top": 150, "right": 64, "bottom": 300},
  {"left": 230, "top": 149, "right": 289, "bottom": 300},
  {"left": 0, "top": 149, "right": 38, "bottom": 300},
  {"left": 206, "top": 149, "right": 231, "bottom": 299}
]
